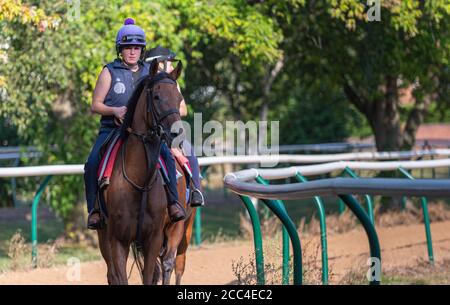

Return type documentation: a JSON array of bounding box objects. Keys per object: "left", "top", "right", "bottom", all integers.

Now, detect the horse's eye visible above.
[{"left": 154, "top": 95, "right": 160, "bottom": 100}]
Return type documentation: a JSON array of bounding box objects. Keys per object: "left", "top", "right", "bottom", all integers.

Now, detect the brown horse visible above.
[{"left": 96, "top": 60, "right": 196, "bottom": 285}]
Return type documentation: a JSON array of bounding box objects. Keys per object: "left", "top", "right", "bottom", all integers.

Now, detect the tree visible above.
[{"left": 250, "top": 0, "right": 450, "bottom": 151}]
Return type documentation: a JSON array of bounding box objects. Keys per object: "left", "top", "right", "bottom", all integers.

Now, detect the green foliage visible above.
[{"left": 276, "top": 85, "right": 368, "bottom": 144}]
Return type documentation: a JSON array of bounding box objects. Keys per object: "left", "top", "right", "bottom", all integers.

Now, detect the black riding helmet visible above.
[{"left": 145, "top": 45, "right": 177, "bottom": 63}]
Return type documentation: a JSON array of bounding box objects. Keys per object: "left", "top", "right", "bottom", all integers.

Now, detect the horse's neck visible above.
[
  {"left": 125, "top": 91, "right": 160, "bottom": 177},
  {"left": 131, "top": 92, "right": 148, "bottom": 134}
]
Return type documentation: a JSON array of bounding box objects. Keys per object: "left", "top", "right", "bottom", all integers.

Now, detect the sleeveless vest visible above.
[{"left": 100, "top": 59, "right": 150, "bottom": 127}]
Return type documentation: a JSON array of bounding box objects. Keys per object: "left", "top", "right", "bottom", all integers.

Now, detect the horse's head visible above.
[
  {"left": 121, "top": 58, "right": 184, "bottom": 150},
  {"left": 146, "top": 59, "right": 184, "bottom": 146}
]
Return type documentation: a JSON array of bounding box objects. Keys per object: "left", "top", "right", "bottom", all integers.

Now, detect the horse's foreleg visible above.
[
  {"left": 110, "top": 236, "right": 130, "bottom": 285},
  {"left": 142, "top": 225, "right": 165, "bottom": 285},
  {"left": 152, "top": 257, "right": 162, "bottom": 285},
  {"left": 162, "top": 221, "right": 185, "bottom": 285},
  {"left": 97, "top": 227, "right": 117, "bottom": 285},
  {"left": 175, "top": 253, "right": 187, "bottom": 285},
  {"left": 175, "top": 208, "right": 196, "bottom": 285}
]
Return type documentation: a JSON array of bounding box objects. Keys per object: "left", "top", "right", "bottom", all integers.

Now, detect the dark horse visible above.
[{"left": 97, "top": 60, "right": 196, "bottom": 285}]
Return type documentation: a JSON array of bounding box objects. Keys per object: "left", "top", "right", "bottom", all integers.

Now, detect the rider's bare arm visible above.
[
  {"left": 177, "top": 83, "right": 188, "bottom": 117},
  {"left": 180, "top": 100, "right": 187, "bottom": 117},
  {"left": 91, "top": 68, "right": 127, "bottom": 120}
]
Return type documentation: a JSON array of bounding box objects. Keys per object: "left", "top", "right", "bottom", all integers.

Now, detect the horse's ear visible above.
[
  {"left": 150, "top": 59, "right": 159, "bottom": 77},
  {"left": 169, "top": 61, "right": 183, "bottom": 80}
]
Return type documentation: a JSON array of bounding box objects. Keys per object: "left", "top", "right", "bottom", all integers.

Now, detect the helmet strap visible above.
[
  {"left": 116, "top": 45, "right": 121, "bottom": 59},
  {"left": 139, "top": 46, "right": 146, "bottom": 60}
]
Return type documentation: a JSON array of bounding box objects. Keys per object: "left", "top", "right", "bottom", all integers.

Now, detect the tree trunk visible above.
[
  {"left": 259, "top": 56, "right": 284, "bottom": 153},
  {"left": 369, "top": 99, "right": 402, "bottom": 152},
  {"left": 345, "top": 76, "right": 402, "bottom": 211},
  {"left": 372, "top": 76, "right": 404, "bottom": 210},
  {"left": 369, "top": 75, "right": 403, "bottom": 151}
]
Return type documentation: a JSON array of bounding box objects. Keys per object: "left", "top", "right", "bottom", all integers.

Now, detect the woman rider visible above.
[
  {"left": 84, "top": 18, "right": 186, "bottom": 229},
  {"left": 145, "top": 46, "right": 205, "bottom": 208}
]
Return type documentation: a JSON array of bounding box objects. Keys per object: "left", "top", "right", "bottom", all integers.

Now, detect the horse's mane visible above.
[
  {"left": 120, "top": 71, "right": 175, "bottom": 138},
  {"left": 119, "top": 75, "right": 149, "bottom": 138}
]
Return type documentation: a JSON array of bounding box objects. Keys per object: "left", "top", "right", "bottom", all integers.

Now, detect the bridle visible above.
[{"left": 122, "top": 72, "right": 181, "bottom": 192}]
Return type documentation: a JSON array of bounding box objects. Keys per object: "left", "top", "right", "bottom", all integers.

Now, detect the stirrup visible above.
[{"left": 189, "top": 188, "right": 205, "bottom": 207}]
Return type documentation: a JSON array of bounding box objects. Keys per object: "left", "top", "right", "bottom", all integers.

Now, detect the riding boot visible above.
[
  {"left": 87, "top": 209, "right": 102, "bottom": 230},
  {"left": 181, "top": 140, "right": 205, "bottom": 207},
  {"left": 166, "top": 183, "right": 186, "bottom": 222},
  {"left": 160, "top": 143, "right": 186, "bottom": 222},
  {"left": 168, "top": 200, "right": 186, "bottom": 223}
]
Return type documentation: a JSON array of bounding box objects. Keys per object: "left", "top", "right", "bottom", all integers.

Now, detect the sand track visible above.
[{"left": 1, "top": 221, "right": 450, "bottom": 284}]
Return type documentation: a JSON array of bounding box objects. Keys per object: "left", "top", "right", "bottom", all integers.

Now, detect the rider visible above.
[
  {"left": 145, "top": 46, "right": 205, "bottom": 207},
  {"left": 84, "top": 18, "right": 186, "bottom": 230}
]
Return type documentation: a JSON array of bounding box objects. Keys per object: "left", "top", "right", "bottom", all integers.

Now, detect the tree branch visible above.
[
  {"left": 403, "top": 89, "right": 434, "bottom": 149},
  {"left": 343, "top": 82, "right": 369, "bottom": 115},
  {"left": 263, "top": 54, "right": 285, "bottom": 96},
  {"left": 259, "top": 55, "right": 285, "bottom": 122}
]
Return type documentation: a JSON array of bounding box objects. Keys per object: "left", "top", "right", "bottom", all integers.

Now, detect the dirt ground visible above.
[{"left": 1, "top": 220, "right": 449, "bottom": 285}]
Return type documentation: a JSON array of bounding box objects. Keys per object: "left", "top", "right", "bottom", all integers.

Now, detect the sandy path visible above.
[{"left": 1, "top": 221, "right": 449, "bottom": 285}]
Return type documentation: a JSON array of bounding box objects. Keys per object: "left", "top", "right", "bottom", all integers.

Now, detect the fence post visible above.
[
  {"left": 193, "top": 166, "right": 210, "bottom": 246},
  {"left": 239, "top": 195, "right": 265, "bottom": 285},
  {"left": 338, "top": 170, "right": 346, "bottom": 215},
  {"left": 194, "top": 207, "right": 202, "bottom": 246},
  {"left": 338, "top": 194, "right": 381, "bottom": 285},
  {"left": 343, "top": 167, "right": 375, "bottom": 224},
  {"left": 295, "top": 173, "right": 329, "bottom": 285},
  {"left": 255, "top": 176, "right": 290, "bottom": 285},
  {"left": 260, "top": 198, "right": 302, "bottom": 285},
  {"left": 338, "top": 199, "right": 346, "bottom": 214},
  {"left": 11, "top": 158, "right": 20, "bottom": 207},
  {"left": 398, "top": 167, "right": 434, "bottom": 264},
  {"left": 31, "top": 175, "right": 53, "bottom": 268}
]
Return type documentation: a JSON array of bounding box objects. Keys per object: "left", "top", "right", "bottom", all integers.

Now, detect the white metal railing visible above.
[
  {"left": 224, "top": 158, "right": 450, "bottom": 182},
  {"left": 1, "top": 149, "right": 450, "bottom": 178}
]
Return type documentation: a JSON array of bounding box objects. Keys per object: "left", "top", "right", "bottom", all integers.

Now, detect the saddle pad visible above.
[
  {"left": 97, "top": 136, "right": 122, "bottom": 182},
  {"left": 97, "top": 139, "right": 186, "bottom": 185}
]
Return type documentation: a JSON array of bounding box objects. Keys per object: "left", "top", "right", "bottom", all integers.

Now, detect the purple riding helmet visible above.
[{"left": 115, "top": 18, "right": 146, "bottom": 55}]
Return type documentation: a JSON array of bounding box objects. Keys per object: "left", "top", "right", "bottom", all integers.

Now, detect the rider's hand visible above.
[{"left": 113, "top": 106, "right": 127, "bottom": 120}]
